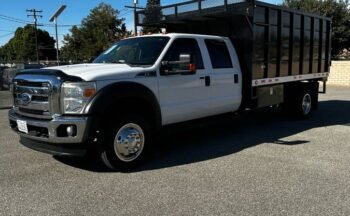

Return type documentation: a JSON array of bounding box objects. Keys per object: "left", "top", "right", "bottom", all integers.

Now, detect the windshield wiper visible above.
[
  {"left": 111, "top": 60, "right": 132, "bottom": 67},
  {"left": 109, "top": 60, "right": 149, "bottom": 67}
]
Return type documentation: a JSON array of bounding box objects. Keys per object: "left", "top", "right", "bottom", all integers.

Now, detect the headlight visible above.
[{"left": 61, "top": 82, "right": 96, "bottom": 114}]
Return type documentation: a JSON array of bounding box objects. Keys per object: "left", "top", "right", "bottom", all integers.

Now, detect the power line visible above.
[
  {"left": 0, "top": 29, "right": 14, "bottom": 32},
  {"left": 119, "top": 8, "right": 129, "bottom": 13},
  {"left": 0, "top": 32, "right": 14, "bottom": 38},
  {"left": 0, "top": 14, "right": 79, "bottom": 27},
  {"left": 47, "top": 32, "right": 65, "bottom": 36},
  {"left": 120, "top": 10, "right": 133, "bottom": 17},
  {"left": 119, "top": 7, "right": 133, "bottom": 16},
  {"left": 0, "top": 14, "right": 31, "bottom": 23},
  {"left": 42, "top": 23, "right": 80, "bottom": 27},
  {"left": 0, "top": 15, "right": 31, "bottom": 25}
]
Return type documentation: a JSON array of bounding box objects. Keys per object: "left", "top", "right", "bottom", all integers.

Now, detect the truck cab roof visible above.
[{"left": 130, "top": 33, "right": 229, "bottom": 41}]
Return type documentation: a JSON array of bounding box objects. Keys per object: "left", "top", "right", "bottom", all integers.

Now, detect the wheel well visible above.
[
  {"left": 284, "top": 81, "right": 319, "bottom": 109},
  {"left": 285, "top": 81, "right": 318, "bottom": 92},
  {"left": 86, "top": 82, "right": 162, "bottom": 134},
  {"left": 103, "top": 97, "right": 158, "bottom": 130}
]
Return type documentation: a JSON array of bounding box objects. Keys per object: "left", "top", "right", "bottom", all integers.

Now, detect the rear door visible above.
[{"left": 201, "top": 38, "right": 242, "bottom": 113}]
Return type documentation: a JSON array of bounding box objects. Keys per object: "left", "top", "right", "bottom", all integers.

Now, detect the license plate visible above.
[{"left": 17, "top": 120, "right": 28, "bottom": 134}]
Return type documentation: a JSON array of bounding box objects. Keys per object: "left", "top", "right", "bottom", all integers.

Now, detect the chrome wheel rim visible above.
[
  {"left": 302, "top": 93, "right": 312, "bottom": 115},
  {"left": 114, "top": 123, "right": 145, "bottom": 162}
]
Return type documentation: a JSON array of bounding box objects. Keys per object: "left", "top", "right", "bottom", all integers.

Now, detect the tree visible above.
[
  {"left": 60, "top": 26, "right": 84, "bottom": 62},
  {"left": 142, "top": 0, "right": 162, "bottom": 33},
  {"left": 0, "top": 47, "right": 4, "bottom": 63},
  {"left": 0, "top": 25, "right": 56, "bottom": 62},
  {"left": 283, "top": 0, "right": 350, "bottom": 56},
  {"left": 61, "top": 3, "right": 127, "bottom": 62}
]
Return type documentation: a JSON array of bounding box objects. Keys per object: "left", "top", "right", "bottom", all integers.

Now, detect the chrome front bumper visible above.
[{"left": 8, "top": 108, "right": 90, "bottom": 144}]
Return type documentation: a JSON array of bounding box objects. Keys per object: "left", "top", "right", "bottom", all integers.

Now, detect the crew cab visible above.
[{"left": 8, "top": 0, "right": 331, "bottom": 170}]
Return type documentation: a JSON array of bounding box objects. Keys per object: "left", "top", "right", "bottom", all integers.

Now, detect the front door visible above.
[{"left": 158, "top": 38, "right": 212, "bottom": 125}]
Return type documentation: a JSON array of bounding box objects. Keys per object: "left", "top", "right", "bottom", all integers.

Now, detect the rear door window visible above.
[{"left": 205, "top": 39, "right": 233, "bottom": 69}]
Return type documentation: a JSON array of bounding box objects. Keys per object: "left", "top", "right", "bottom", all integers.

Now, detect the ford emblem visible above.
[{"left": 16, "top": 93, "right": 32, "bottom": 106}]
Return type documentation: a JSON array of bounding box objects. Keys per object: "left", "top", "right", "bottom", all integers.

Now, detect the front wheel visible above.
[{"left": 100, "top": 114, "right": 153, "bottom": 171}]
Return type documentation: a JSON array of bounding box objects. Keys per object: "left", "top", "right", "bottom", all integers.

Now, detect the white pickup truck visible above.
[{"left": 8, "top": 0, "right": 331, "bottom": 170}]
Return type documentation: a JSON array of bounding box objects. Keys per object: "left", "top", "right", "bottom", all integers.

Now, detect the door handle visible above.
[
  {"left": 234, "top": 74, "right": 239, "bottom": 83},
  {"left": 200, "top": 76, "right": 211, "bottom": 87}
]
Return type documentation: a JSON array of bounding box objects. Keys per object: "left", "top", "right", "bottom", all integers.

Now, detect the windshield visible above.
[{"left": 93, "top": 36, "right": 170, "bottom": 66}]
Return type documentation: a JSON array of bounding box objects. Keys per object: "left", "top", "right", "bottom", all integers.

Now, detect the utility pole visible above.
[
  {"left": 133, "top": 0, "right": 138, "bottom": 36},
  {"left": 26, "top": 9, "right": 42, "bottom": 63},
  {"left": 125, "top": 1, "right": 145, "bottom": 36}
]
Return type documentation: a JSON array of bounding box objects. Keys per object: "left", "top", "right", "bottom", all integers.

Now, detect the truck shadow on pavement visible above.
[{"left": 55, "top": 100, "right": 350, "bottom": 172}]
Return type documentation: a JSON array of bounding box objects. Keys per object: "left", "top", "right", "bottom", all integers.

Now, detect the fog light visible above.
[{"left": 66, "top": 126, "right": 76, "bottom": 137}]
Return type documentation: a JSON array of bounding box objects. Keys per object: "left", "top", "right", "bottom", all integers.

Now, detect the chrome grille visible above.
[{"left": 13, "top": 81, "right": 52, "bottom": 119}]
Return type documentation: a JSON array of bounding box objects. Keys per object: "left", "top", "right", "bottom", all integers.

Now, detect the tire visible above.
[
  {"left": 100, "top": 114, "right": 153, "bottom": 171},
  {"left": 294, "top": 89, "right": 313, "bottom": 118}
]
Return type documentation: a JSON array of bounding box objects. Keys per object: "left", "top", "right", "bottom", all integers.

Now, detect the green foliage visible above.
[
  {"left": 142, "top": 0, "right": 162, "bottom": 33},
  {"left": 283, "top": 0, "right": 350, "bottom": 56},
  {"left": 0, "top": 25, "right": 56, "bottom": 62},
  {"left": 336, "top": 48, "right": 350, "bottom": 60},
  {"left": 61, "top": 3, "right": 127, "bottom": 62},
  {"left": 0, "top": 48, "right": 3, "bottom": 62}
]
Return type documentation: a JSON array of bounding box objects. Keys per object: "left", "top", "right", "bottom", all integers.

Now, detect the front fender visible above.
[{"left": 84, "top": 81, "right": 162, "bottom": 128}]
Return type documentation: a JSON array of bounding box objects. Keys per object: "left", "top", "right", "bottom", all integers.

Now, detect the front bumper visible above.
[{"left": 8, "top": 108, "right": 91, "bottom": 156}]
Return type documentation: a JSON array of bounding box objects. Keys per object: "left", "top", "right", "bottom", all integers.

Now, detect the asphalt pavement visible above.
[
  {"left": 0, "top": 90, "right": 12, "bottom": 109},
  {"left": 0, "top": 87, "right": 349, "bottom": 216}
]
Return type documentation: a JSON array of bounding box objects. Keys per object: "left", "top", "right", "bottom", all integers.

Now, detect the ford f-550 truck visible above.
[{"left": 8, "top": 0, "right": 331, "bottom": 170}]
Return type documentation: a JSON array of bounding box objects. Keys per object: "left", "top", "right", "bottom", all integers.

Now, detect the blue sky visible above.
[{"left": 0, "top": 0, "right": 282, "bottom": 47}]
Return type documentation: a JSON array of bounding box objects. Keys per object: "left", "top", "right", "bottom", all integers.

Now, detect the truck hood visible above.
[{"left": 47, "top": 63, "right": 147, "bottom": 81}]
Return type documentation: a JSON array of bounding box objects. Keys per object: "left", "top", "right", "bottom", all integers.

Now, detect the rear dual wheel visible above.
[
  {"left": 295, "top": 90, "right": 313, "bottom": 118},
  {"left": 285, "top": 85, "right": 316, "bottom": 119}
]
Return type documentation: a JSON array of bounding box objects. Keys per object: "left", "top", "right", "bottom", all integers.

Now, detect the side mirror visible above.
[
  {"left": 161, "top": 53, "right": 196, "bottom": 75},
  {"left": 179, "top": 54, "right": 191, "bottom": 64}
]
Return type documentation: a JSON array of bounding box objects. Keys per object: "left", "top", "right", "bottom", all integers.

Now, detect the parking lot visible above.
[
  {"left": 0, "top": 90, "right": 12, "bottom": 109},
  {"left": 0, "top": 87, "right": 349, "bottom": 216}
]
